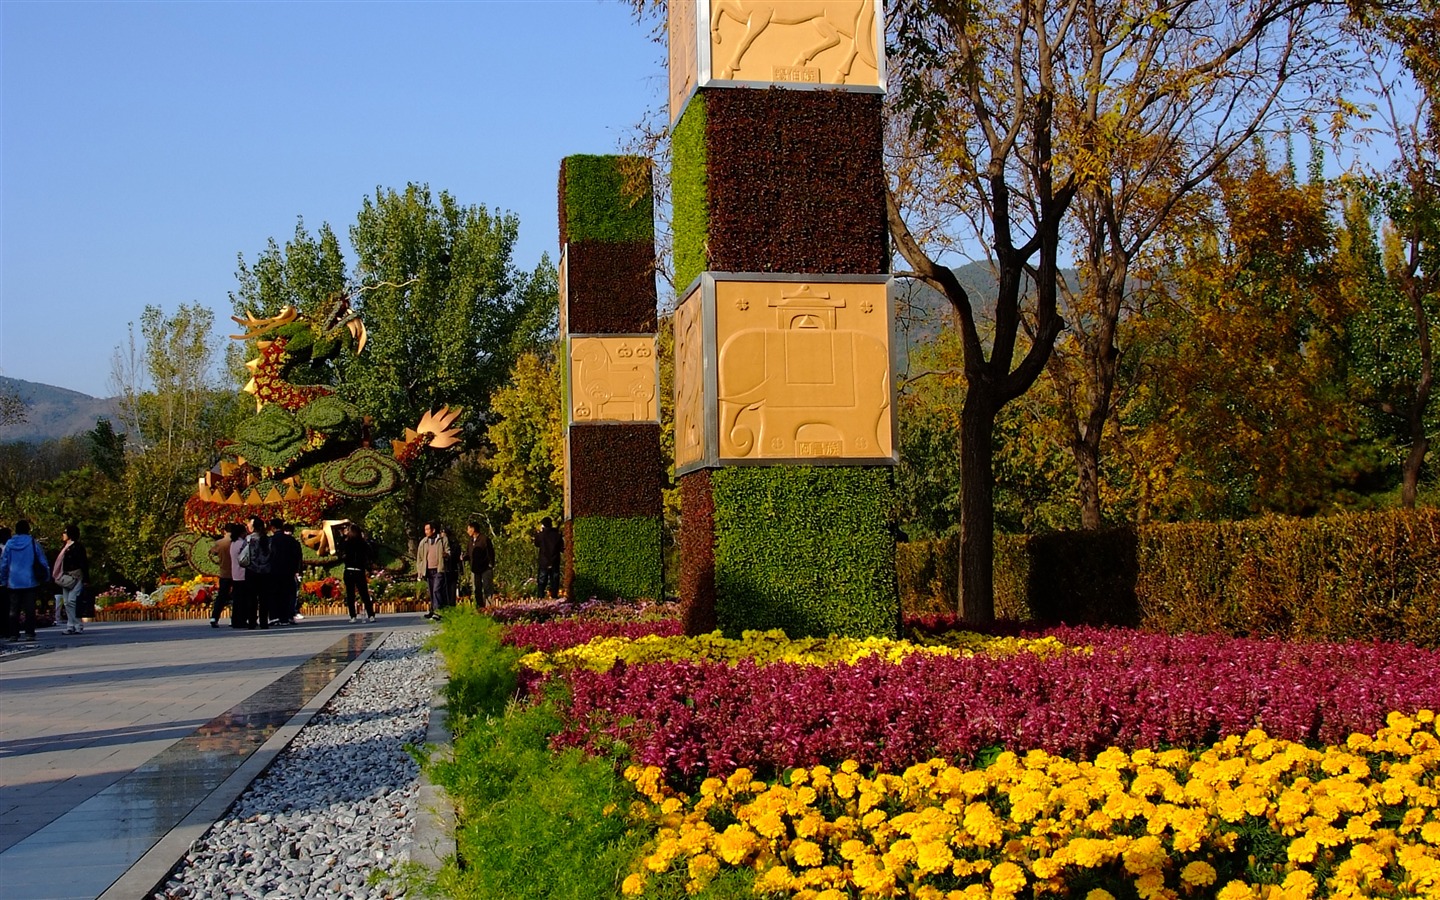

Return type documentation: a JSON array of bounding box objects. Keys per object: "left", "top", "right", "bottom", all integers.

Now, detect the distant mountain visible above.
[{"left": 0, "top": 377, "right": 120, "bottom": 444}]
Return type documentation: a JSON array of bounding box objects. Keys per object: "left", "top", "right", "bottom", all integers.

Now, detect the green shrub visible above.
[
  {"left": 898, "top": 508, "right": 1440, "bottom": 646},
  {"left": 711, "top": 466, "right": 899, "bottom": 638},
  {"left": 670, "top": 99, "right": 707, "bottom": 293},
  {"left": 570, "top": 516, "right": 663, "bottom": 601},
  {"left": 431, "top": 609, "right": 521, "bottom": 721},
  {"left": 561, "top": 155, "right": 654, "bottom": 245}
]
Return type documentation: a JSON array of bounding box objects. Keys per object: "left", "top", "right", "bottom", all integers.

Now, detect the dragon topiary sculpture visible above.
[{"left": 162, "top": 296, "right": 461, "bottom": 575}]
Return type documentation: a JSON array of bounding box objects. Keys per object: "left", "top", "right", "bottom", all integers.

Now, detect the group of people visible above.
[
  {"left": 207, "top": 517, "right": 309, "bottom": 629},
  {"left": 1, "top": 519, "right": 88, "bottom": 641},
  {"left": 414, "top": 520, "right": 498, "bottom": 618},
  {"left": 0, "top": 511, "right": 565, "bottom": 641}
]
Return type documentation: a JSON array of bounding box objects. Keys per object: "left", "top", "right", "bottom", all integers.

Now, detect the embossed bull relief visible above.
[
  {"left": 569, "top": 336, "right": 658, "bottom": 423},
  {"left": 714, "top": 280, "right": 892, "bottom": 461},
  {"left": 709, "top": 0, "right": 880, "bottom": 86}
]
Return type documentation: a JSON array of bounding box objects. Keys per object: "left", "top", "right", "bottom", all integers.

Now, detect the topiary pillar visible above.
[
  {"left": 670, "top": 1, "right": 899, "bottom": 638},
  {"left": 558, "top": 155, "right": 664, "bottom": 601}
]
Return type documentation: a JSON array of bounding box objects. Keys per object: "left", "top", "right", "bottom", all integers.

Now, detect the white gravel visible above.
[{"left": 152, "top": 631, "right": 438, "bottom": 900}]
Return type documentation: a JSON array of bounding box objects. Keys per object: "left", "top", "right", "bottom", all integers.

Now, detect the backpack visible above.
[{"left": 238, "top": 537, "right": 272, "bottom": 574}]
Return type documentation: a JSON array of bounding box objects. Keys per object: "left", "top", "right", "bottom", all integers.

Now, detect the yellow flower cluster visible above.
[
  {"left": 620, "top": 711, "right": 1440, "bottom": 899},
  {"left": 520, "top": 630, "right": 1072, "bottom": 674}
]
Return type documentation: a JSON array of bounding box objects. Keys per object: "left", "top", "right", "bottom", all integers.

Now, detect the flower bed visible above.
[{"left": 539, "top": 627, "right": 1440, "bottom": 783}]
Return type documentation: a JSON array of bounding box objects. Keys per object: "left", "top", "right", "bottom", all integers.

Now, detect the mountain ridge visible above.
[{"left": 0, "top": 376, "right": 120, "bottom": 444}]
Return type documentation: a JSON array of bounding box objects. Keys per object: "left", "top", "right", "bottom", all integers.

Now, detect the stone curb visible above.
[
  {"left": 408, "top": 671, "right": 457, "bottom": 874},
  {"left": 98, "top": 633, "right": 390, "bottom": 900}
]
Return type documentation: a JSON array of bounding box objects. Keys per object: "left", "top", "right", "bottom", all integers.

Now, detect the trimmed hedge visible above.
[
  {"left": 558, "top": 155, "right": 655, "bottom": 246},
  {"left": 565, "top": 242, "right": 657, "bottom": 334},
  {"left": 570, "top": 516, "right": 664, "bottom": 601},
  {"left": 679, "top": 470, "right": 716, "bottom": 636},
  {"left": 705, "top": 88, "right": 887, "bottom": 275},
  {"left": 897, "top": 508, "right": 1440, "bottom": 647},
  {"left": 671, "top": 97, "right": 708, "bottom": 292},
  {"left": 710, "top": 466, "right": 899, "bottom": 639},
  {"left": 569, "top": 424, "right": 663, "bottom": 519}
]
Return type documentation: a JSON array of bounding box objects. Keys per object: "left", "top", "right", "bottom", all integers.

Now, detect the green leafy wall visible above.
[
  {"left": 711, "top": 466, "right": 899, "bottom": 638},
  {"left": 571, "top": 515, "right": 664, "bottom": 601},
  {"left": 671, "top": 98, "right": 709, "bottom": 292},
  {"left": 559, "top": 155, "right": 655, "bottom": 245}
]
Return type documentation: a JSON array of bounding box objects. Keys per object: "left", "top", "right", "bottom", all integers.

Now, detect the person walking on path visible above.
[
  {"left": 268, "top": 518, "right": 303, "bottom": 625},
  {"left": 208, "top": 524, "right": 240, "bottom": 627},
  {"left": 52, "top": 523, "right": 89, "bottom": 635},
  {"left": 466, "top": 521, "right": 496, "bottom": 607},
  {"left": 533, "top": 517, "right": 563, "bottom": 600},
  {"left": 416, "top": 522, "right": 451, "bottom": 620},
  {"left": 339, "top": 522, "right": 376, "bottom": 623},
  {"left": 442, "top": 526, "right": 462, "bottom": 606},
  {"left": 2, "top": 520, "right": 50, "bottom": 642}
]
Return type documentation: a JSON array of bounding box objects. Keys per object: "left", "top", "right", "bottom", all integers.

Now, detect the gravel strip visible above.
[{"left": 153, "top": 631, "right": 438, "bottom": 900}]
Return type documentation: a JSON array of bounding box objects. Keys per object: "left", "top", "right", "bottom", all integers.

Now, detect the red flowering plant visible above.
[{"left": 299, "top": 577, "right": 343, "bottom": 606}]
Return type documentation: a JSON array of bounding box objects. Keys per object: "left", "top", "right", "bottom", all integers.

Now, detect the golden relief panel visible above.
[
  {"left": 673, "top": 289, "right": 707, "bottom": 470},
  {"left": 714, "top": 279, "right": 892, "bottom": 461},
  {"left": 669, "top": 0, "right": 699, "bottom": 124},
  {"left": 569, "top": 336, "right": 658, "bottom": 423},
  {"left": 708, "top": 0, "right": 881, "bottom": 88}
]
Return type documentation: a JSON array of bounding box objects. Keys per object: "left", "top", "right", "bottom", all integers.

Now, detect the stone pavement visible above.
[{"left": 0, "top": 613, "right": 435, "bottom": 900}]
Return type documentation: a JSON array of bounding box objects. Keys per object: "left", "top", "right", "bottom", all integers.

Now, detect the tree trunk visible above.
[
  {"left": 1073, "top": 437, "right": 1103, "bottom": 529},
  {"left": 1402, "top": 435, "right": 1429, "bottom": 508},
  {"left": 957, "top": 386, "right": 997, "bottom": 624}
]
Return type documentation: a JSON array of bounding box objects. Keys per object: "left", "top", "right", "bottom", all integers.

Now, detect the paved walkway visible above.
[{"left": 0, "top": 613, "right": 435, "bottom": 900}]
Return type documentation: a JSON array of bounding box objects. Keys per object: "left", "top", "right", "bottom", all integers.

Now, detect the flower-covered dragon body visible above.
[{"left": 163, "top": 300, "right": 461, "bottom": 574}]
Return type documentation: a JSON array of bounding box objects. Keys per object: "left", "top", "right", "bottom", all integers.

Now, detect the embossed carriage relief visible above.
[
  {"left": 715, "top": 281, "right": 892, "bottom": 461},
  {"left": 674, "top": 293, "right": 707, "bottom": 468},
  {"left": 710, "top": 0, "right": 879, "bottom": 85},
  {"left": 569, "top": 336, "right": 658, "bottom": 423}
]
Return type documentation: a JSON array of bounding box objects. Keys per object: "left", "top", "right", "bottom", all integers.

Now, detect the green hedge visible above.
[
  {"left": 561, "top": 155, "right": 654, "bottom": 245},
  {"left": 670, "top": 98, "right": 708, "bottom": 293},
  {"left": 711, "top": 466, "right": 898, "bottom": 638},
  {"left": 571, "top": 515, "right": 664, "bottom": 601},
  {"left": 898, "top": 508, "right": 1440, "bottom": 646}
]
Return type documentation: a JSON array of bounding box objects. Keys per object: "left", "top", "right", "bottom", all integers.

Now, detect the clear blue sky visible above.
[{"left": 1, "top": 0, "right": 663, "bottom": 398}]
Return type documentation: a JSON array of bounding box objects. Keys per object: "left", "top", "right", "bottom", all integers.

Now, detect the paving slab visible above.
[{"left": 0, "top": 613, "right": 434, "bottom": 899}]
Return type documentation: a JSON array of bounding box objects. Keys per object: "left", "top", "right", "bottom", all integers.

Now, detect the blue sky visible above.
[{"left": 1, "top": 0, "right": 663, "bottom": 397}]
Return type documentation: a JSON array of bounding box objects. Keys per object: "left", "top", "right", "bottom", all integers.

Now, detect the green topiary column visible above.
[
  {"left": 558, "top": 155, "right": 663, "bottom": 601},
  {"left": 669, "top": 3, "right": 899, "bottom": 638}
]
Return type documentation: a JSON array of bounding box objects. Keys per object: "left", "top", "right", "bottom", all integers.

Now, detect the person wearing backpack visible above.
[
  {"left": 1, "top": 519, "right": 49, "bottom": 642},
  {"left": 234, "top": 517, "right": 273, "bottom": 629}
]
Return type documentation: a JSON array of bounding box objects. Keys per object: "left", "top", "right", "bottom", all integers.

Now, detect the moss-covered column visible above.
[
  {"left": 558, "top": 155, "right": 663, "bottom": 600},
  {"left": 670, "top": 2, "right": 899, "bottom": 638}
]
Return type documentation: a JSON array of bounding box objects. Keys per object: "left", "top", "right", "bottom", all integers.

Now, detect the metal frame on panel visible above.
[
  {"left": 672, "top": 0, "right": 888, "bottom": 126},
  {"left": 674, "top": 271, "right": 897, "bottom": 476},
  {"left": 564, "top": 332, "right": 662, "bottom": 427}
]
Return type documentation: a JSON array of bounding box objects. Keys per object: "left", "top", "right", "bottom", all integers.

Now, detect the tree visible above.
[
  {"left": 885, "top": 0, "right": 1352, "bottom": 617},
  {"left": 344, "top": 183, "right": 557, "bottom": 547},
  {"left": 482, "top": 352, "right": 564, "bottom": 539},
  {"left": 1349, "top": 0, "right": 1439, "bottom": 505},
  {"left": 0, "top": 384, "right": 27, "bottom": 428},
  {"left": 231, "top": 219, "right": 349, "bottom": 324},
  {"left": 1118, "top": 148, "right": 1361, "bottom": 519}
]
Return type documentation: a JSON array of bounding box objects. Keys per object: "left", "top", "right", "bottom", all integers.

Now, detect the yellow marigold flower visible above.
[
  {"left": 1095, "top": 747, "right": 1130, "bottom": 771},
  {"left": 1085, "top": 891, "right": 1118, "bottom": 900},
  {"left": 883, "top": 838, "right": 919, "bottom": 868},
  {"left": 714, "top": 824, "right": 755, "bottom": 865},
  {"left": 964, "top": 802, "right": 1004, "bottom": 847},
  {"left": 1287, "top": 835, "right": 1319, "bottom": 864},
  {"left": 756, "top": 865, "right": 795, "bottom": 893},
  {"left": 1422, "top": 821, "right": 1440, "bottom": 844},
  {"left": 1134, "top": 870, "right": 1166, "bottom": 899},
  {"left": 1181, "top": 861, "right": 1218, "bottom": 887},
  {"left": 1216, "top": 880, "right": 1256, "bottom": 900},
  {"left": 833, "top": 771, "right": 857, "bottom": 799},
  {"left": 861, "top": 809, "right": 889, "bottom": 830},
  {"left": 687, "top": 853, "right": 719, "bottom": 878},
  {"left": 751, "top": 810, "right": 786, "bottom": 840},
  {"left": 1279, "top": 869, "right": 1318, "bottom": 899},
  {"left": 916, "top": 838, "right": 956, "bottom": 874},
  {"left": 1123, "top": 835, "right": 1166, "bottom": 875},
  {"left": 790, "top": 838, "right": 824, "bottom": 868},
  {"left": 990, "top": 861, "right": 1027, "bottom": 894},
  {"left": 621, "top": 872, "right": 647, "bottom": 895},
  {"left": 660, "top": 797, "right": 682, "bottom": 815},
  {"left": 699, "top": 777, "right": 723, "bottom": 798}
]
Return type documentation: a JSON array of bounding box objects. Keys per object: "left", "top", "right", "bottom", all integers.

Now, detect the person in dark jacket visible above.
[
  {"left": 52, "top": 523, "right": 89, "bottom": 635},
  {"left": 338, "top": 522, "right": 376, "bottom": 623},
  {"left": 466, "top": 521, "right": 496, "bottom": 607},
  {"left": 268, "top": 518, "right": 304, "bottom": 625},
  {"left": 533, "top": 517, "right": 563, "bottom": 599},
  {"left": 1, "top": 520, "right": 50, "bottom": 642}
]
